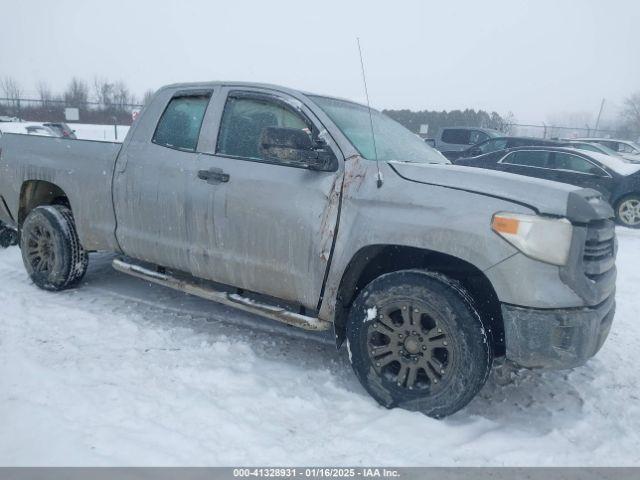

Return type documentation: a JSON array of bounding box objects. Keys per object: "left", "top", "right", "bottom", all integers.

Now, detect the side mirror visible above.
[
  {"left": 424, "top": 138, "right": 436, "bottom": 148},
  {"left": 260, "top": 126, "right": 314, "bottom": 151},
  {"left": 259, "top": 127, "right": 336, "bottom": 171},
  {"left": 469, "top": 147, "right": 482, "bottom": 156}
]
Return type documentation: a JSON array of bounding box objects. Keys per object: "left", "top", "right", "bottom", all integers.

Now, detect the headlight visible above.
[{"left": 491, "top": 212, "right": 573, "bottom": 266}]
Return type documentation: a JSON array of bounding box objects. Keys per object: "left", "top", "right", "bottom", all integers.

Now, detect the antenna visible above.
[{"left": 357, "top": 37, "right": 383, "bottom": 188}]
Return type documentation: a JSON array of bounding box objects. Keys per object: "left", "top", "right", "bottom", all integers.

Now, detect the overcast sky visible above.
[{"left": 1, "top": 0, "right": 638, "bottom": 124}]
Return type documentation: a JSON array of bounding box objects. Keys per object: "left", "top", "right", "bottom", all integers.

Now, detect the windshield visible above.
[{"left": 310, "top": 95, "right": 449, "bottom": 164}]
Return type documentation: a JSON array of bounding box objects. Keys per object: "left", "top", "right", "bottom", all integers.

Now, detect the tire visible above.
[
  {"left": 20, "top": 205, "right": 88, "bottom": 291},
  {"left": 346, "top": 269, "right": 492, "bottom": 418},
  {"left": 615, "top": 194, "right": 640, "bottom": 228}
]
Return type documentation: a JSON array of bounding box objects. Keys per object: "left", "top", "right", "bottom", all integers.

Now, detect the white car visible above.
[
  {"left": 0, "top": 122, "right": 58, "bottom": 137},
  {"left": 574, "top": 138, "right": 640, "bottom": 159},
  {"left": 566, "top": 140, "right": 640, "bottom": 163}
]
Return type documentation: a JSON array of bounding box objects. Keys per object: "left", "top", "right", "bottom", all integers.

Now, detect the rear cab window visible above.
[{"left": 153, "top": 94, "right": 210, "bottom": 151}]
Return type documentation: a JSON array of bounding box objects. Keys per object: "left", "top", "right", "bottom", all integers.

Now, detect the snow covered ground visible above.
[
  {"left": 70, "top": 123, "right": 130, "bottom": 142},
  {"left": 0, "top": 229, "right": 639, "bottom": 466}
]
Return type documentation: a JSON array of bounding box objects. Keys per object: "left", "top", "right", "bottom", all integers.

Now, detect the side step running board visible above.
[{"left": 112, "top": 258, "right": 331, "bottom": 331}]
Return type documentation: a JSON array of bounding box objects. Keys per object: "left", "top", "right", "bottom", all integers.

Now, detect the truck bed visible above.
[{"left": 0, "top": 133, "right": 122, "bottom": 252}]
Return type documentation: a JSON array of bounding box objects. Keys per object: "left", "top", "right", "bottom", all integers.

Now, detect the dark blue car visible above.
[{"left": 456, "top": 146, "right": 640, "bottom": 227}]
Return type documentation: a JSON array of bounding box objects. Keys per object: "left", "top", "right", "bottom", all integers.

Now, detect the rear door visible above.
[
  {"left": 549, "top": 151, "right": 615, "bottom": 198},
  {"left": 191, "top": 88, "right": 343, "bottom": 309},
  {"left": 113, "top": 89, "right": 213, "bottom": 271}
]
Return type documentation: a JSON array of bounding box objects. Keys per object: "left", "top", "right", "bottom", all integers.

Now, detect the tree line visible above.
[
  {"left": 0, "top": 76, "right": 154, "bottom": 125},
  {"left": 385, "top": 93, "right": 640, "bottom": 140},
  {"left": 382, "top": 108, "right": 516, "bottom": 137}
]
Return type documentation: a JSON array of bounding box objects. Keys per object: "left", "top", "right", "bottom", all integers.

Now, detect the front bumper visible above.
[{"left": 502, "top": 293, "right": 615, "bottom": 369}]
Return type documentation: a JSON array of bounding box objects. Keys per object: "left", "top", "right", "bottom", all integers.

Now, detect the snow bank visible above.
[
  {"left": 70, "top": 123, "right": 130, "bottom": 142},
  {"left": 0, "top": 230, "right": 639, "bottom": 466}
]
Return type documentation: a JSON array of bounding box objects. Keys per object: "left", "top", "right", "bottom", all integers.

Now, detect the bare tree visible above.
[
  {"left": 1, "top": 76, "right": 22, "bottom": 102},
  {"left": 37, "top": 81, "right": 53, "bottom": 106},
  {"left": 93, "top": 76, "right": 114, "bottom": 109},
  {"left": 113, "top": 80, "right": 132, "bottom": 112},
  {"left": 142, "top": 89, "right": 155, "bottom": 105},
  {"left": 63, "top": 77, "right": 89, "bottom": 107},
  {"left": 622, "top": 92, "right": 640, "bottom": 133},
  {"left": 490, "top": 111, "right": 516, "bottom": 134}
]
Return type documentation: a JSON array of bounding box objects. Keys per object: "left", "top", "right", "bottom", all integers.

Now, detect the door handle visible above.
[{"left": 197, "top": 168, "right": 230, "bottom": 184}]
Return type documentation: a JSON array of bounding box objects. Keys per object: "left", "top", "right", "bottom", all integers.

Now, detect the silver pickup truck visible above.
[{"left": 0, "top": 82, "right": 617, "bottom": 417}]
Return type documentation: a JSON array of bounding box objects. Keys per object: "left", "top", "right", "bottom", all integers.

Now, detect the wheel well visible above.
[
  {"left": 614, "top": 192, "right": 640, "bottom": 209},
  {"left": 18, "top": 180, "right": 71, "bottom": 227},
  {"left": 334, "top": 245, "right": 505, "bottom": 356}
]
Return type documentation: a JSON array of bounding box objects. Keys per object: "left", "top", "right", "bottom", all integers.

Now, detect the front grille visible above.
[{"left": 583, "top": 220, "right": 615, "bottom": 281}]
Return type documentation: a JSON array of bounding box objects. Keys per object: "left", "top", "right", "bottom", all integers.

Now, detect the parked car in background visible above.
[
  {"left": 563, "top": 140, "right": 640, "bottom": 163},
  {"left": 44, "top": 122, "right": 77, "bottom": 139},
  {"left": 431, "top": 126, "right": 502, "bottom": 157},
  {"left": 448, "top": 136, "right": 561, "bottom": 161},
  {"left": 0, "top": 122, "right": 57, "bottom": 137},
  {"left": 574, "top": 138, "right": 640, "bottom": 158},
  {"left": 457, "top": 146, "right": 640, "bottom": 227}
]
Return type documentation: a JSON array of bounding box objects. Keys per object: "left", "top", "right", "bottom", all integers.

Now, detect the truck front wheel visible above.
[
  {"left": 20, "top": 205, "right": 88, "bottom": 291},
  {"left": 346, "top": 270, "right": 492, "bottom": 418}
]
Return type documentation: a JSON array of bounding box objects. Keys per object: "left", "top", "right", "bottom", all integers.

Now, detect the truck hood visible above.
[{"left": 389, "top": 161, "right": 613, "bottom": 222}]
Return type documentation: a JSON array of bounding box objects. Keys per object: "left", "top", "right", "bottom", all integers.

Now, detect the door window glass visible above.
[
  {"left": 441, "top": 129, "right": 471, "bottom": 145},
  {"left": 617, "top": 143, "right": 638, "bottom": 154},
  {"left": 479, "top": 138, "right": 508, "bottom": 154},
  {"left": 469, "top": 130, "right": 490, "bottom": 144},
  {"left": 554, "top": 152, "right": 604, "bottom": 175},
  {"left": 153, "top": 95, "right": 209, "bottom": 151},
  {"left": 217, "top": 96, "right": 309, "bottom": 162},
  {"left": 571, "top": 142, "right": 600, "bottom": 153},
  {"left": 598, "top": 141, "right": 618, "bottom": 151},
  {"left": 502, "top": 150, "right": 551, "bottom": 168}
]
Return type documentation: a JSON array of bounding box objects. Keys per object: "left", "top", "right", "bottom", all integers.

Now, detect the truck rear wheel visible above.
[
  {"left": 346, "top": 270, "right": 492, "bottom": 418},
  {"left": 20, "top": 205, "right": 88, "bottom": 291}
]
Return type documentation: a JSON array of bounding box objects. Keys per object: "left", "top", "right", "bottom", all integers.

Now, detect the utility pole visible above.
[
  {"left": 594, "top": 98, "right": 605, "bottom": 136},
  {"left": 112, "top": 115, "right": 118, "bottom": 141}
]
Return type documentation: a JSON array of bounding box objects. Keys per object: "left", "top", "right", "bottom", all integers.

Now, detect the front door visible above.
[
  {"left": 496, "top": 149, "right": 553, "bottom": 181},
  {"left": 191, "top": 89, "right": 342, "bottom": 309}
]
